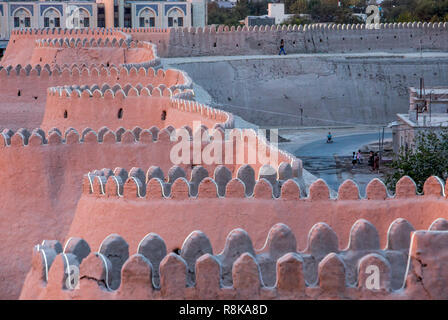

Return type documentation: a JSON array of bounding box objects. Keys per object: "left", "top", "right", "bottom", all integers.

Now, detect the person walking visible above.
[
  {"left": 368, "top": 151, "right": 374, "bottom": 171},
  {"left": 373, "top": 152, "right": 380, "bottom": 171},
  {"left": 356, "top": 150, "right": 363, "bottom": 164},
  {"left": 279, "top": 39, "right": 286, "bottom": 55},
  {"left": 352, "top": 152, "right": 357, "bottom": 169}
]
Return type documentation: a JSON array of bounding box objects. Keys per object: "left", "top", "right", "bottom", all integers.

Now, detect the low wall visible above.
[
  {"left": 0, "top": 65, "right": 190, "bottom": 130},
  {"left": 69, "top": 174, "right": 448, "bottom": 256},
  {"left": 41, "top": 85, "right": 230, "bottom": 133},
  {"left": 0, "top": 125, "right": 298, "bottom": 299},
  {"left": 19, "top": 215, "right": 448, "bottom": 299},
  {"left": 119, "top": 23, "right": 448, "bottom": 58},
  {"left": 168, "top": 54, "right": 448, "bottom": 126},
  {"left": 1, "top": 28, "right": 128, "bottom": 66}
]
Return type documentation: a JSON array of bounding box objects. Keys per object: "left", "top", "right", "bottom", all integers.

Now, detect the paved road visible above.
[
  {"left": 162, "top": 51, "right": 448, "bottom": 65},
  {"left": 294, "top": 132, "right": 392, "bottom": 157},
  {"left": 294, "top": 132, "right": 392, "bottom": 194}
]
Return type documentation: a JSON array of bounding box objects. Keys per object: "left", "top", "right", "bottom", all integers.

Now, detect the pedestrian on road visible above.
[
  {"left": 352, "top": 152, "right": 357, "bottom": 169},
  {"left": 368, "top": 151, "right": 374, "bottom": 171},
  {"left": 373, "top": 152, "right": 380, "bottom": 171},
  {"left": 279, "top": 39, "right": 286, "bottom": 55},
  {"left": 357, "top": 150, "right": 363, "bottom": 164}
]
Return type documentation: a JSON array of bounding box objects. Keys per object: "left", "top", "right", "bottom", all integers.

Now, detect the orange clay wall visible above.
[
  {"left": 6, "top": 26, "right": 448, "bottom": 301},
  {"left": 73, "top": 171, "right": 448, "bottom": 255},
  {"left": 1, "top": 29, "right": 128, "bottom": 66},
  {"left": 30, "top": 39, "right": 157, "bottom": 68},
  {"left": 0, "top": 66, "right": 189, "bottom": 130},
  {"left": 19, "top": 224, "right": 448, "bottom": 300},
  {"left": 117, "top": 23, "right": 448, "bottom": 58},
  {"left": 41, "top": 87, "right": 230, "bottom": 133},
  {"left": 0, "top": 125, "right": 297, "bottom": 299},
  {"left": 18, "top": 174, "right": 448, "bottom": 300},
  {"left": 0, "top": 28, "right": 302, "bottom": 299}
]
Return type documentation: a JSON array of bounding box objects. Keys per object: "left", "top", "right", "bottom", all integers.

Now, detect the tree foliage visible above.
[
  {"left": 381, "top": 0, "right": 448, "bottom": 22},
  {"left": 386, "top": 129, "right": 448, "bottom": 193},
  {"left": 208, "top": 0, "right": 448, "bottom": 26},
  {"left": 208, "top": 0, "right": 268, "bottom": 26}
]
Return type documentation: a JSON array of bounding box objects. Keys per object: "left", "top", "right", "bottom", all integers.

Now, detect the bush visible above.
[{"left": 386, "top": 129, "right": 448, "bottom": 193}]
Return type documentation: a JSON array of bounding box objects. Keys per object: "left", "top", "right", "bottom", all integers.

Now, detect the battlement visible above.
[
  {"left": 42, "top": 86, "right": 232, "bottom": 131},
  {"left": 0, "top": 125, "right": 294, "bottom": 178},
  {"left": 3, "top": 30, "right": 157, "bottom": 69},
  {"left": 35, "top": 37, "right": 135, "bottom": 49},
  {"left": 10, "top": 28, "right": 128, "bottom": 38},
  {"left": 20, "top": 221, "right": 448, "bottom": 299},
  {"left": 116, "top": 21, "right": 448, "bottom": 35},
  {"left": 82, "top": 165, "right": 445, "bottom": 200},
  {"left": 127, "top": 22, "right": 448, "bottom": 57},
  {"left": 170, "top": 21, "right": 448, "bottom": 33},
  {"left": 47, "top": 83, "right": 193, "bottom": 99},
  {"left": 83, "top": 162, "right": 302, "bottom": 199},
  {"left": 29, "top": 38, "right": 157, "bottom": 68},
  {"left": 0, "top": 126, "right": 179, "bottom": 146},
  {"left": 0, "top": 64, "right": 189, "bottom": 88},
  {"left": 3, "top": 24, "right": 448, "bottom": 301}
]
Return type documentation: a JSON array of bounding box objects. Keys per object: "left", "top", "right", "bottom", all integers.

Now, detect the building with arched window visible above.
[{"left": 0, "top": 0, "right": 207, "bottom": 52}]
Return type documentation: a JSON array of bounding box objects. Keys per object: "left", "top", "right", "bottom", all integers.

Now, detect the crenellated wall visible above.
[
  {"left": 0, "top": 64, "right": 191, "bottom": 130},
  {"left": 3, "top": 24, "right": 448, "bottom": 301},
  {"left": 41, "top": 84, "right": 231, "bottom": 132},
  {"left": 1, "top": 28, "right": 129, "bottom": 66},
  {"left": 29, "top": 38, "right": 158, "bottom": 68},
  {"left": 114, "top": 22, "right": 448, "bottom": 57},
  {"left": 69, "top": 170, "right": 448, "bottom": 262},
  {"left": 19, "top": 220, "right": 448, "bottom": 299},
  {"left": 0, "top": 126, "right": 299, "bottom": 299}
]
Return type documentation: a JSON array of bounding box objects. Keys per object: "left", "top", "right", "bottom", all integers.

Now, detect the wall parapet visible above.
[
  {"left": 0, "top": 64, "right": 189, "bottom": 89},
  {"left": 47, "top": 83, "right": 193, "bottom": 99},
  {"left": 111, "top": 22, "right": 448, "bottom": 35},
  {"left": 21, "top": 220, "right": 448, "bottom": 299},
  {"left": 11, "top": 28, "right": 128, "bottom": 38},
  {"left": 137, "top": 21, "right": 448, "bottom": 57},
  {"left": 35, "top": 37, "right": 135, "bottom": 49},
  {"left": 82, "top": 164, "right": 446, "bottom": 200},
  {"left": 43, "top": 85, "right": 233, "bottom": 131}
]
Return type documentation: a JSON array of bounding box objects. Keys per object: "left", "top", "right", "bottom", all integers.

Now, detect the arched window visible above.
[
  {"left": 167, "top": 8, "right": 184, "bottom": 27},
  {"left": 43, "top": 8, "right": 61, "bottom": 28},
  {"left": 161, "top": 110, "right": 166, "bottom": 121},
  {"left": 79, "top": 8, "right": 90, "bottom": 28},
  {"left": 13, "top": 8, "right": 31, "bottom": 28},
  {"left": 139, "top": 8, "right": 155, "bottom": 28},
  {"left": 117, "top": 108, "right": 123, "bottom": 119}
]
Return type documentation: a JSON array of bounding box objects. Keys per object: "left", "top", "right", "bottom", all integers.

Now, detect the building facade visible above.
[
  {"left": 0, "top": 0, "right": 207, "bottom": 40},
  {"left": 390, "top": 87, "right": 448, "bottom": 154}
]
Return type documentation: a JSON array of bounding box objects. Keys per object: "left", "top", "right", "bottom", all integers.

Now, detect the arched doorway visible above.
[
  {"left": 43, "top": 8, "right": 61, "bottom": 28},
  {"left": 138, "top": 8, "right": 155, "bottom": 27},
  {"left": 13, "top": 8, "right": 31, "bottom": 28},
  {"left": 167, "top": 8, "right": 184, "bottom": 27}
]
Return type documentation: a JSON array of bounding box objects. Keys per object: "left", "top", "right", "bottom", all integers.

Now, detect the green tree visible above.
[
  {"left": 282, "top": 14, "right": 312, "bottom": 25},
  {"left": 396, "top": 11, "right": 419, "bottom": 22},
  {"left": 386, "top": 129, "right": 448, "bottom": 193},
  {"left": 290, "top": 0, "right": 309, "bottom": 14}
]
